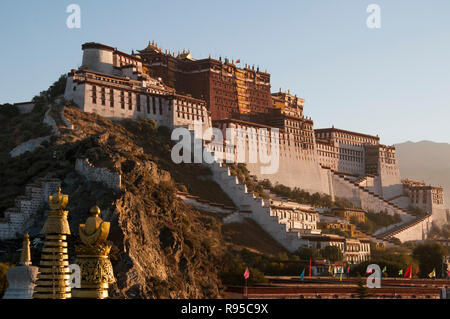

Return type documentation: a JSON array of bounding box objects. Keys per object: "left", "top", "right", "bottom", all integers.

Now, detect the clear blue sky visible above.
[{"left": 1, "top": 0, "right": 449, "bottom": 145}]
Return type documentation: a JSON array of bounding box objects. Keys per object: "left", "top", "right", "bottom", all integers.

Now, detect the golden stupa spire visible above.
[
  {"left": 19, "top": 233, "right": 31, "bottom": 265},
  {"left": 72, "top": 205, "right": 115, "bottom": 299},
  {"left": 33, "top": 187, "right": 71, "bottom": 299}
]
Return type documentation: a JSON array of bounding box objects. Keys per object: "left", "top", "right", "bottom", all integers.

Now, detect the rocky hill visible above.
[
  {"left": 0, "top": 88, "right": 288, "bottom": 298},
  {"left": 395, "top": 140, "right": 450, "bottom": 208}
]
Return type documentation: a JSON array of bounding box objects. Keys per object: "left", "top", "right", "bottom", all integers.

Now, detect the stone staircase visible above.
[
  {"left": 327, "top": 168, "right": 428, "bottom": 241},
  {"left": 190, "top": 132, "right": 423, "bottom": 246},
  {"left": 330, "top": 169, "right": 415, "bottom": 219},
  {"left": 353, "top": 224, "right": 398, "bottom": 247},
  {"left": 0, "top": 178, "right": 60, "bottom": 240},
  {"left": 374, "top": 213, "right": 433, "bottom": 239},
  {"left": 204, "top": 159, "right": 310, "bottom": 252}
]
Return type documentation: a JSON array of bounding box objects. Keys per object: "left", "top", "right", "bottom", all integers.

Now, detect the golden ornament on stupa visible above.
[
  {"left": 72, "top": 205, "right": 115, "bottom": 299},
  {"left": 33, "top": 187, "right": 72, "bottom": 299},
  {"left": 20, "top": 233, "right": 32, "bottom": 265}
]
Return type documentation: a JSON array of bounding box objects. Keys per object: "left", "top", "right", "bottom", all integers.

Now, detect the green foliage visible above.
[
  {"left": 408, "top": 206, "right": 427, "bottom": 217},
  {"left": 355, "top": 278, "right": 371, "bottom": 299},
  {"left": 295, "top": 247, "right": 320, "bottom": 260},
  {"left": 33, "top": 74, "right": 67, "bottom": 102},
  {"left": 157, "top": 125, "right": 171, "bottom": 139},
  {"left": 413, "top": 242, "right": 447, "bottom": 278},
  {"left": 295, "top": 246, "right": 344, "bottom": 263},
  {"left": 321, "top": 227, "right": 352, "bottom": 238},
  {"left": 268, "top": 183, "right": 353, "bottom": 209},
  {"left": 0, "top": 104, "right": 19, "bottom": 118},
  {"left": 220, "top": 252, "right": 268, "bottom": 285},
  {"left": 428, "top": 223, "right": 450, "bottom": 240},
  {"left": 356, "top": 210, "right": 402, "bottom": 234},
  {"left": 389, "top": 237, "right": 402, "bottom": 245},
  {"left": 321, "top": 245, "right": 344, "bottom": 262},
  {"left": 350, "top": 246, "right": 417, "bottom": 278},
  {"left": 226, "top": 163, "right": 269, "bottom": 199},
  {"left": 356, "top": 220, "right": 375, "bottom": 234},
  {"left": 227, "top": 163, "right": 357, "bottom": 208},
  {"left": 220, "top": 248, "right": 323, "bottom": 281}
]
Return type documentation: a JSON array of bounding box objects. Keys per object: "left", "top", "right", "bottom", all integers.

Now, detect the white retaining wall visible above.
[
  {"left": 75, "top": 158, "right": 121, "bottom": 191},
  {"left": 390, "top": 215, "right": 433, "bottom": 242},
  {"left": 205, "top": 157, "right": 309, "bottom": 252},
  {"left": 0, "top": 178, "right": 61, "bottom": 239}
]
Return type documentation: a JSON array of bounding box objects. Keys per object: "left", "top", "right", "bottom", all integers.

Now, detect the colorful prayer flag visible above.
[
  {"left": 244, "top": 267, "right": 250, "bottom": 280},
  {"left": 235, "top": 59, "right": 241, "bottom": 63},
  {"left": 308, "top": 258, "right": 312, "bottom": 277},
  {"left": 300, "top": 269, "right": 305, "bottom": 281},
  {"left": 382, "top": 266, "right": 387, "bottom": 273},
  {"left": 398, "top": 269, "right": 403, "bottom": 276},
  {"left": 428, "top": 268, "right": 436, "bottom": 279},
  {"left": 404, "top": 265, "right": 412, "bottom": 278}
]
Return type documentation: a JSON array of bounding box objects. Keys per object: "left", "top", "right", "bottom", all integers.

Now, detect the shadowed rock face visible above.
[
  {"left": 58, "top": 106, "right": 225, "bottom": 299},
  {"left": 1, "top": 104, "right": 225, "bottom": 299}
]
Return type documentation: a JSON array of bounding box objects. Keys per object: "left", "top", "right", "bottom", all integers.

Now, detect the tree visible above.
[
  {"left": 295, "top": 247, "right": 320, "bottom": 261},
  {"left": 321, "top": 245, "right": 344, "bottom": 263},
  {"left": 355, "top": 279, "right": 371, "bottom": 299},
  {"left": 0, "top": 104, "right": 19, "bottom": 118},
  {"left": 350, "top": 246, "right": 417, "bottom": 277},
  {"left": 413, "top": 242, "right": 446, "bottom": 278}
]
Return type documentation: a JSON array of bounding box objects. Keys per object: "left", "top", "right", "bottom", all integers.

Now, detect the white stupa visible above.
[{"left": 3, "top": 233, "right": 39, "bottom": 299}]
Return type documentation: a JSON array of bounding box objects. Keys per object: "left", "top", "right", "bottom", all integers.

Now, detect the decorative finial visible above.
[
  {"left": 20, "top": 233, "right": 31, "bottom": 265},
  {"left": 79, "top": 206, "right": 110, "bottom": 246},
  {"left": 48, "top": 187, "right": 68, "bottom": 211},
  {"left": 90, "top": 205, "right": 101, "bottom": 216}
]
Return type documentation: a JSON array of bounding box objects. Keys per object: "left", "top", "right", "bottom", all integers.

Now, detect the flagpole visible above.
[{"left": 245, "top": 278, "right": 247, "bottom": 299}]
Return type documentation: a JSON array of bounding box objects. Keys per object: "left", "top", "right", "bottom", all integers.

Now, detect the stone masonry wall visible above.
[
  {"left": 0, "top": 178, "right": 61, "bottom": 240},
  {"left": 75, "top": 158, "right": 121, "bottom": 191}
]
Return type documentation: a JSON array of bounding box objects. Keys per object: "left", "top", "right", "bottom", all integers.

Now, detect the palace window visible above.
[
  {"left": 92, "top": 85, "right": 97, "bottom": 104},
  {"left": 136, "top": 94, "right": 141, "bottom": 112},
  {"left": 152, "top": 96, "right": 156, "bottom": 114},
  {"left": 110, "top": 89, "right": 114, "bottom": 107},
  {"left": 147, "top": 95, "right": 150, "bottom": 114},
  {"left": 101, "top": 87, "right": 106, "bottom": 106},
  {"left": 128, "top": 92, "right": 132, "bottom": 110}
]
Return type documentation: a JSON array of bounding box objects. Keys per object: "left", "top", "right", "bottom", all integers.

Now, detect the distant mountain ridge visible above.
[{"left": 394, "top": 140, "right": 450, "bottom": 209}]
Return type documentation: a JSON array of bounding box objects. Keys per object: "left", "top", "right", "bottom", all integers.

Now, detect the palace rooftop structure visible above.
[
  {"left": 64, "top": 40, "right": 448, "bottom": 253},
  {"left": 65, "top": 42, "right": 211, "bottom": 131}
]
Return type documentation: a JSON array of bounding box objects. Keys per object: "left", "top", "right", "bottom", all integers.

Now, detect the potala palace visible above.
[{"left": 6, "top": 41, "right": 447, "bottom": 264}]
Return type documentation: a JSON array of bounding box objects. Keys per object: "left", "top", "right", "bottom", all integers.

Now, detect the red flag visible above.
[
  {"left": 347, "top": 265, "right": 350, "bottom": 273},
  {"left": 236, "top": 59, "right": 241, "bottom": 64},
  {"left": 244, "top": 267, "right": 250, "bottom": 280},
  {"left": 404, "top": 265, "right": 412, "bottom": 278},
  {"left": 309, "top": 258, "right": 312, "bottom": 277}
]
